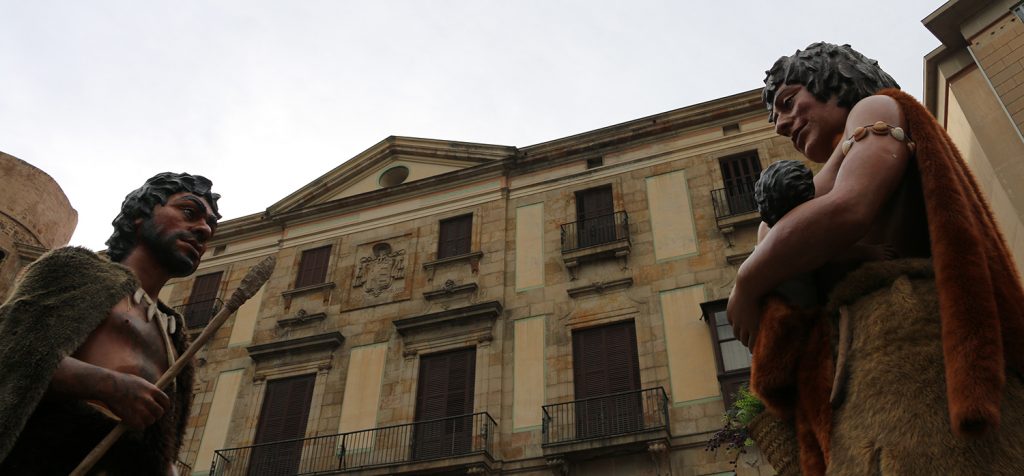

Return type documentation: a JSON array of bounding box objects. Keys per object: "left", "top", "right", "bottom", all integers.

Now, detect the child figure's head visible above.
[{"left": 755, "top": 160, "right": 815, "bottom": 227}]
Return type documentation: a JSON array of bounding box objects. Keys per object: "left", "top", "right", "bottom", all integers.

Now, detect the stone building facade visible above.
[
  {"left": 924, "top": 0, "right": 1024, "bottom": 272},
  {"left": 166, "top": 89, "right": 807, "bottom": 476},
  {"left": 0, "top": 151, "right": 77, "bottom": 300}
]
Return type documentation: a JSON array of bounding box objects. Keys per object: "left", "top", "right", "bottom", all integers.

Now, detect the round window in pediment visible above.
[{"left": 379, "top": 166, "right": 410, "bottom": 187}]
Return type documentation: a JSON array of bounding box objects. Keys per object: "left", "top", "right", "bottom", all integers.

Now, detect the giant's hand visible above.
[
  {"left": 727, "top": 281, "right": 761, "bottom": 349},
  {"left": 49, "top": 356, "right": 173, "bottom": 429},
  {"left": 102, "top": 372, "right": 171, "bottom": 430}
]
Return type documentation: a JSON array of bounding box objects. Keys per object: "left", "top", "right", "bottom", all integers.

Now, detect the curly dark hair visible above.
[
  {"left": 763, "top": 42, "right": 899, "bottom": 122},
  {"left": 755, "top": 160, "right": 815, "bottom": 227},
  {"left": 106, "top": 172, "right": 221, "bottom": 262}
]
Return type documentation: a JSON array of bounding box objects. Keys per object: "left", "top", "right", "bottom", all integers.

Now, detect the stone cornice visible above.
[
  {"left": 269, "top": 161, "right": 508, "bottom": 225},
  {"left": 246, "top": 331, "right": 344, "bottom": 362},
  {"left": 423, "top": 281, "right": 479, "bottom": 301},
  {"left": 270, "top": 136, "right": 516, "bottom": 214},
  {"left": 566, "top": 277, "right": 634, "bottom": 298},
  {"left": 204, "top": 162, "right": 507, "bottom": 243},
  {"left": 517, "top": 89, "right": 763, "bottom": 171},
  {"left": 205, "top": 212, "right": 275, "bottom": 243},
  {"left": 277, "top": 310, "right": 327, "bottom": 328},
  {"left": 393, "top": 300, "right": 503, "bottom": 336}
]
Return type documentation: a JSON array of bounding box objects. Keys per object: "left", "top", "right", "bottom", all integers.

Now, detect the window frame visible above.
[
  {"left": 294, "top": 245, "right": 333, "bottom": 289},
  {"left": 437, "top": 214, "right": 473, "bottom": 259},
  {"left": 700, "top": 298, "right": 753, "bottom": 406}
]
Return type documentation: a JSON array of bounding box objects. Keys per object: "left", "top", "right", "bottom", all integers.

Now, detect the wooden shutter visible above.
[
  {"left": 718, "top": 152, "right": 762, "bottom": 215},
  {"left": 573, "top": 321, "right": 640, "bottom": 398},
  {"left": 295, "top": 245, "right": 332, "bottom": 288},
  {"left": 414, "top": 348, "right": 476, "bottom": 459},
  {"left": 185, "top": 271, "right": 222, "bottom": 328},
  {"left": 438, "top": 214, "right": 473, "bottom": 259},
  {"left": 572, "top": 321, "right": 642, "bottom": 438},
  {"left": 249, "top": 374, "right": 317, "bottom": 476},
  {"left": 719, "top": 152, "right": 762, "bottom": 189},
  {"left": 575, "top": 186, "right": 615, "bottom": 248}
]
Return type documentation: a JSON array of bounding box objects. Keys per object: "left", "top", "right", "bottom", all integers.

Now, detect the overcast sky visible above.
[{"left": 2, "top": 1, "right": 943, "bottom": 249}]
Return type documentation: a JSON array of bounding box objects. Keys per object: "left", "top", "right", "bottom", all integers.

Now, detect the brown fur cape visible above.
[
  {"left": 750, "top": 89, "right": 1024, "bottom": 475},
  {"left": 0, "top": 247, "right": 194, "bottom": 474}
]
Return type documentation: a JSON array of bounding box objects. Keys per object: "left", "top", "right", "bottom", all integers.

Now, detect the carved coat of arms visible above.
[{"left": 353, "top": 243, "right": 406, "bottom": 297}]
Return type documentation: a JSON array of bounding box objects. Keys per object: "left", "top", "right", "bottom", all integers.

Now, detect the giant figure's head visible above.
[
  {"left": 106, "top": 172, "right": 221, "bottom": 275},
  {"left": 763, "top": 42, "right": 900, "bottom": 123}
]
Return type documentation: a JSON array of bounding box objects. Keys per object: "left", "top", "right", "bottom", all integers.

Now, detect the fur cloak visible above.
[
  {"left": 750, "top": 89, "right": 1024, "bottom": 474},
  {"left": 0, "top": 247, "right": 194, "bottom": 474}
]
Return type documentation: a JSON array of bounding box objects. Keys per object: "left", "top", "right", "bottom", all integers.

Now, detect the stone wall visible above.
[{"left": 0, "top": 152, "right": 77, "bottom": 299}]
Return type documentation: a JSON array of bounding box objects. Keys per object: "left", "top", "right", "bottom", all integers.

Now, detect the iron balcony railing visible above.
[
  {"left": 711, "top": 180, "right": 758, "bottom": 221},
  {"left": 211, "top": 412, "right": 496, "bottom": 476},
  {"left": 560, "top": 211, "right": 630, "bottom": 253},
  {"left": 542, "top": 387, "right": 669, "bottom": 445},
  {"left": 174, "top": 298, "right": 223, "bottom": 329},
  {"left": 176, "top": 459, "right": 192, "bottom": 475}
]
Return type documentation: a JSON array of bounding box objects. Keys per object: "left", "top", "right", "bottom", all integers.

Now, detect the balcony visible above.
[
  {"left": 211, "top": 412, "right": 497, "bottom": 476},
  {"left": 710, "top": 181, "right": 761, "bottom": 229},
  {"left": 559, "top": 211, "right": 631, "bottom": 279},
  {"left": 541, "top": 388, "right": 669, "bottom": 458},
  {"left": 174, "top": 298, "right": 223, "bottom": 329}
]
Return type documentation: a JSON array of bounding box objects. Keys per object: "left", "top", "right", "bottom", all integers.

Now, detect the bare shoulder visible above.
[{"left": 845, "top": 94, "right": 905, "bottom": 132}]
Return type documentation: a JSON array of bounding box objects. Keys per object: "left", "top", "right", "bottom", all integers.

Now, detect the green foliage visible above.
[
  {"left": 705, "top": 384, "right": 766, "bottom": 462},
  {"left": 730, "top": 385, "right": 766, "bottom": 427}
]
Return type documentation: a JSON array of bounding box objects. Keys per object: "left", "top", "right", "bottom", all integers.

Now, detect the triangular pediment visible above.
[{"left": 268, "top": 136, "right": 515, "bottom": 215}]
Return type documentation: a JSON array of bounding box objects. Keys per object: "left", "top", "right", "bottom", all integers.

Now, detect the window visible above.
[
  {"left": 438, "top": 214, "right": 472, "bottom": 259},
  {"left": 1014, "top": 1, "right": 1024, "bottom": 23},
  {"left": 379, "top": 166, "right": 410, "bottom": 187},
  {"left": 717, "top": 151, "right": 762, "bottom": 216},
  {"left": 414, "top": 347, "right": 477, "bottom": 459},
  {"left": 249, "top": 374, "right": 316, "bottom": 476},
  {"left": 294, "top": 245, "right": 332, "bottom": 288},
  {"left": 700, "top": 299, "right": 753, "bottom": 406},
  {"left": 184, "top": 271, "right": 222, "bottom": 328},
  {"left": 575, "top": 185, "right": 616, "bottom": 248},
  {"left": 572, "top": 321, "right": 642, "bottom": 438}
]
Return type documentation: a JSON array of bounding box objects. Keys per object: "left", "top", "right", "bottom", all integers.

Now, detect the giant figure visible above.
[
  {"left": 0, "top": 172, "right": 220, "bottom": 474},
  {"left": 730, "top": 42, "right": 1024, "bottom": 474}
]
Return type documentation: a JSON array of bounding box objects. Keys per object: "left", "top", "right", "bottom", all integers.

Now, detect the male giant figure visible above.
[
  {"left": 729, "top": 43, "right": 1024, "bottom": 474},
  {"left": 0, "top": 172, "right": 220, "bottom": 475}
]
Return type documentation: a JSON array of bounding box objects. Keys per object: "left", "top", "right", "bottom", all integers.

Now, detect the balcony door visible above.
[
  {"left": 575, "top": 185, "right": 615, "bottom": 248},
  {"left": 413, "top": 347, "right": 476, "bottom": 460},
  {"left": 248, "top": 374, "right": 316, "bottom": 476},
  {"left": 718, "top": 152, "right": 761, "bottom": 216},
  {"left": 572, "top": 321, "right": 642, "bottom": 439}
]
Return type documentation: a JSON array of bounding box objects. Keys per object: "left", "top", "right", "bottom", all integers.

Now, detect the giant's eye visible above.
[
  {"left": 182, "top": 207, "right": 195, "bottom": 219},
  {"left": 783, "top": 95, "right": 795, "bottom": 108}
]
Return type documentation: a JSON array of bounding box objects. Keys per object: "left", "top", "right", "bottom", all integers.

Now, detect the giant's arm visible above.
[
  {"left": 48, "top": 355, "right": 170, "bottom": 430},
  {"left": 729, "top": 95, "right": 911, "bottom": 347}
]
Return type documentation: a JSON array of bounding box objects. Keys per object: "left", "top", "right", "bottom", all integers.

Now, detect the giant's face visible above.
[
  {"left": 769, "top": 84, "right": 849, "bottom": 163},
  {"left": 137, "top": 191, "right": 217, "bottom": 277}
]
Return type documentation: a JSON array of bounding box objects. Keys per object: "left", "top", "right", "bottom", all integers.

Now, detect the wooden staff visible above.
[{"left": 70, "top": 255, "right": 277, "bottom": 476}]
